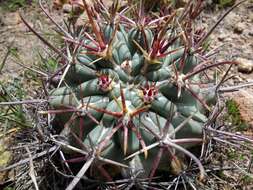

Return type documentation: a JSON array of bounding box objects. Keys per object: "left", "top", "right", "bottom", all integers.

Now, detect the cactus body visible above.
[{"left": 48, "top": 1, "right": 217, "bottom": 182}]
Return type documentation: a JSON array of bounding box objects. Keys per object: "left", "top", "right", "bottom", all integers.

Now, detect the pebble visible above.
[
  {"left": 62, "top": 3, "right": 84, "bottom": 15},
  {"left": 63, "top": 4, "right": 72, "bottom": 13},
  {"left": 236, "top": 58, "right": 253, "bottom": 73},
  {"left": 0, "top": 17, "right": 4, "bottom": 27},
  {"left": 233, "top": 23, "right": 245, "bottom": 34},
  {"left": 218, "top": 33, "right": 227, "bottom": 41}
]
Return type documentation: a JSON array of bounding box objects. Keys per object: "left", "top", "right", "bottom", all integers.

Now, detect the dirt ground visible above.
[
  {"left": 0, "top": 2, "right": 252, "bottom": 74},
  {"left": 0, "top": 2, "right": 63, "bottom": 80},
  {"left": 203, "top": 1, "right": 253, "bottom": 80},
  {"left": 0, "top": 2, "right": 252, "bottom": 76}
]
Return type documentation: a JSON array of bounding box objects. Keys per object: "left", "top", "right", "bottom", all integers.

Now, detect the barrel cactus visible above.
[{"left": 31, "top": 0, "right": 237, "bottom": 188}]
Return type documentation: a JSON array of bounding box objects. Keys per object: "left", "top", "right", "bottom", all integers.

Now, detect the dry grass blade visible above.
[
  {"left": 207, "top": 127, "right": 253, "bottom": 143},
  {"left": 10, "top": 56, "right": 48, "bottom": 77},
  {"left": 0, "top": 146, "right": 57, "bottom": 172},
  {"left": 0, "top": 46, "right": 11, "bottom": 73},
  {"left": 0, "top": 99, "right": 47, "bottom": 106},
  {"left": 212, "top": 137, "right": 241, "bottom": 148},
  {"left": 218, "top": 82, "right": 253, "bottom": 93},
  {"left": 25, "top": 146, "right": 39, "bottom": 190},
  {"left": 50, "top": 137, "right": 88, "bottom": 156},
  {"left": 233, "top": 162, "right": 253, "bottom": 179}
]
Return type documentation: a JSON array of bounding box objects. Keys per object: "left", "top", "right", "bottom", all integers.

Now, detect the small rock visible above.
[
  {"left": 0, "top": 17, "right": 4, "bottom": 27},
  {"left": 218, "top": 33, "right": 227, "bottom": 41},
  {"left": 233, "top": 23, "right": 245, "bottom": 34},
  {"left": 63, "top": 3, "right": 83, "bottom": 14},
  {"left": 63, "top": 4, "right": 72, "bottom": 13},
  {"left": 236, "top": 58, "right": 253, "bottom": 73}
]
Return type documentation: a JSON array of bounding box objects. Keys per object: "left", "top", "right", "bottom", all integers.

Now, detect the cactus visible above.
[{"left": 20, "top": 0, "right": 240, "bottom": 188}]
